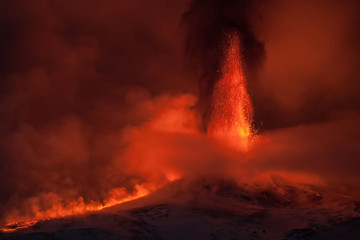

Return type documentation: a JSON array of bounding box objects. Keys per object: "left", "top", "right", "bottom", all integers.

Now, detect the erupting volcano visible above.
[
  {"left": 0, "top": 31, "right": 256, "bottom": 234},
  {"left": 1, "top": 0, "right": 360, "bottom": 239}
]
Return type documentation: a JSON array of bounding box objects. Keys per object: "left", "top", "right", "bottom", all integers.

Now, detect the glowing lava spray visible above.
[{"left": 208, "top": 32, "right": 254, "bottom": 150}]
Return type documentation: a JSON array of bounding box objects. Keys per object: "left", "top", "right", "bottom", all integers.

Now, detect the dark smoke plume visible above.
[{"left": 182, "top": 0, "right": 266, "bottom": 131}]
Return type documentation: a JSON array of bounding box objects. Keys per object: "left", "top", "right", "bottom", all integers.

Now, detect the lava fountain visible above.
[{"left": 208, "top": 32, "right": 254, "bottom": 150}]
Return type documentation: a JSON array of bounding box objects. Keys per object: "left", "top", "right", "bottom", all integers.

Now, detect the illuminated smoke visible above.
[{"left": 0, "top": 92, "right": 198, "bottom": 232}]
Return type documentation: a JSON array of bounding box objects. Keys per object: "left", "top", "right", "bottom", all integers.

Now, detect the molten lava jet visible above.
[{"left": 208, "top": 32, "right": 254, "bottom": 150}]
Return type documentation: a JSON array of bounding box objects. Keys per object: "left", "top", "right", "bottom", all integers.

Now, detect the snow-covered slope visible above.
[{"left": 1, "top": 177, "right": 360, "bottom": 240}]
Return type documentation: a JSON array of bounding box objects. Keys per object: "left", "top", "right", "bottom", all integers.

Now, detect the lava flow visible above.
[
  {"left": 208, "top": 32, "right": 254, "bottom": 150},
  {"left": 0, "top": 184, "right": 155, "bottom": 233}
]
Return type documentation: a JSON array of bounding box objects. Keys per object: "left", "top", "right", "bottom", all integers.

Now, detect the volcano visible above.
[{"left": 1, "top": 0, "right": 360, "bottom": 239}]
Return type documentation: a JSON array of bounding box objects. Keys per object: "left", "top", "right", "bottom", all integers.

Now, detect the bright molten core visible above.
[{"left": 208, "top": 32, "right": 254, "bottom": 150}]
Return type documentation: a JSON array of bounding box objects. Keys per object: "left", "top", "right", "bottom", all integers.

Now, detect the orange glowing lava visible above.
[
  {"left": 0, "top": 184, "right": 155, "bottom": 233},
  {"left": 208, "top": 32, "right": 254, "bottom": 150}
]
